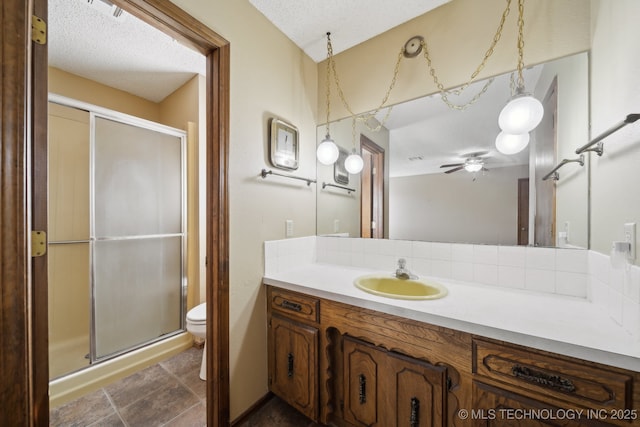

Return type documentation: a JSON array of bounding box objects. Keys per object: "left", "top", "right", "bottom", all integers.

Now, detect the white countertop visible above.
[{"left": 264, "top": 263, "right": 640, "bottom": 372}]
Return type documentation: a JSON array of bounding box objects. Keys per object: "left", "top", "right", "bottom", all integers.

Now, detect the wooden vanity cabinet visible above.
[
  {"left": 471, "top": 338, "right": 634, "bottom": 427},
  {"left": 472, "top": 381, "right": 609, "bottom": 427},
  {"left": 343, "top": 336, "right": 447, "bottom": 427},
  {"left": 267, "top": 289, "right": 320, "bottom": 421},
  {"left": 266, "top": 285, "right": 640, "bottom": 427}
]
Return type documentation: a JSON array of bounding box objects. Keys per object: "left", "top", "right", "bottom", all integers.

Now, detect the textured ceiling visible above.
[
  {"left": 48, "top": 0, "right": 206, "bottom": 103},
  {"left": 48, "top": 0, "right": 450, "bottom": 102},
  {"left": 248, "top": 0, "right": 451, "bottom": 62}
]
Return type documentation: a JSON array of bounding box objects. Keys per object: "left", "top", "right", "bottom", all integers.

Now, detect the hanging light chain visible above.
[
  {"left": 418, "top": 0, "right": 512, "bottom": 110},
  {"left": 516, "top": 0, "right": 526, "bottom": 90},
  {"left": 324, "top": 0, "right": 518, "bottom": 123},
  {"left": 326, "top": 32, "right": 405, "bottom": 131},
  {"left": 324, "top": 33, "right": 332, "bottom": 136}
]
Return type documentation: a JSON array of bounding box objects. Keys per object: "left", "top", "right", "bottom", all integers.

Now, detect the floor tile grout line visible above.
[
  {"left": 101, "top": 385, "right": 130, "bottom": 427},
  {"left": 159, "top": 355, "right": 206, "bottom": 401},
  {"left": 160, "top": 401, "right": 203, "bottom": 427},
  {"left": 106, "top": 363, "right": 182, "bottom": 416}
]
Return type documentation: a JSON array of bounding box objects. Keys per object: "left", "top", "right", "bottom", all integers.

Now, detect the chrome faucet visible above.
[{"left": 395, "top": 258, "right": 417, "bottom": 280}]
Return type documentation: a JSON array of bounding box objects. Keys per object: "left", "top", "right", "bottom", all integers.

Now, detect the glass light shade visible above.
[
  {"left": 463, "top": 162, "right": 483, "bottom": 173},
  {"left": 344, "top": 153, "right": 364, "bottom": 174},
  {"left": 495, "top": 131, "right": 530, "bottom": 155},
  {"left": 316, "top": 136, "right": 339, "bottom": 165},
  {"left": 498, "top": 94, "right": 544, "bottom": 134}
]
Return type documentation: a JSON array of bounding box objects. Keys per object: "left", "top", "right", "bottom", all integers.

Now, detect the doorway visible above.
[
  {"left": 517, "top": 178, "right": 529, "bottom": 245},
  {"left": 360, "top": 135, "right": 385, "bottom": 239},
  {"left": 0, "top": 0, "right": 230, "bottom": 425}
]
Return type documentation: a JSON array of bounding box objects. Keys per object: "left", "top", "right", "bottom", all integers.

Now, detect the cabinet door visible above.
[
  {"left": 344, "top": 336, "right": 447, "bottom": 427},
  {"left": 268, "top": 315, "right": 318, "bottom": 421},
  {"left": 390, "top": 353, "right": 447, "bottom": 427},
  {"left": 472, "top": 381, "right": 613, "bottom": 427},
  {"left": 344, "top": 337, "right": 382, "bottom": 426}
]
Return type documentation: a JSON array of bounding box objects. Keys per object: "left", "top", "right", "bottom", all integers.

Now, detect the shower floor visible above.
[{"left": 49, "top": 335, "right": 90, "bottom": 379}]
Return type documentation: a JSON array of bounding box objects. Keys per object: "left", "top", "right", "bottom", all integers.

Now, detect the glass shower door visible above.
[{"left": 92, "top": 115, "right": 185, "bottom": 360}]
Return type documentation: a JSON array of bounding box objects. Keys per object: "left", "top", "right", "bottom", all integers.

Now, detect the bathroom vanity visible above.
[{"left": 264, "top": 265, "right": 640, "bottom": 427}]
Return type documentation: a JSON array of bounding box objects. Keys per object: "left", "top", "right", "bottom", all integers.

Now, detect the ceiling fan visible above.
[{"left": 440, "top": 151, "right": 490, "bottom": 174}]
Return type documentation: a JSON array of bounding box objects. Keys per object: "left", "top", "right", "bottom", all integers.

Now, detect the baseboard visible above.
[{"left": 230, "top": 392, "right": 274, "bottom": 426}]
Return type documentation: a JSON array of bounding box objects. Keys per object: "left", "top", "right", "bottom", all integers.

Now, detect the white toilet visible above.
[{"left": 186, "top": 302, "right": 207, "bottom": 380}]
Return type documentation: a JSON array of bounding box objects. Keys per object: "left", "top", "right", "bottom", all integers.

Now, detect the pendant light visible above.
[
  {"left": 495, "top": 131, "right": 530, "bottom": 155},
  {"left": 317, "top": 32, "right": 339, "bottom": 165},
  {"left": 344, "top": 116, "right": 364, "bottom": 174},
  {"left": 497, "top": 0, "right": 543, "bottom": 144}
]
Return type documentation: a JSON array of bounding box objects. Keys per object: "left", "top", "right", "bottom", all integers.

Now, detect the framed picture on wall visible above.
[
  {"left": 334, "top": 147, "right": 349, "bottom": 185},
  {"left": 269, "top": 118, "right": 299, "bottom": 170}
]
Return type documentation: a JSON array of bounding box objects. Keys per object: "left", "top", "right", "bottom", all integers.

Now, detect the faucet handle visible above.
[{"left": 397, "top": 258, "right": 406, "bottom": 268}]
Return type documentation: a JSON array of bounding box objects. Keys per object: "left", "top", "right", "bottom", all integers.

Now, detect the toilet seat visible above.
[{"left": 187, "top": 303, "right": 206, "bottom": 323}]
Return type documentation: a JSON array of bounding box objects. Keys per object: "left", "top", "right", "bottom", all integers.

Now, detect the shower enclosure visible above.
[{"left": 48, "top": 96, "right": 186, "bottom": 379}]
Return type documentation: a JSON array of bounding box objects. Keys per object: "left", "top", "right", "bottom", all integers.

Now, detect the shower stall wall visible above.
[{"left": 48, "top": 96, "right": 187, "bottom": 378}]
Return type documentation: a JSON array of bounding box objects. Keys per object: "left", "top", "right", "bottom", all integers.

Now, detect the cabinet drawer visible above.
[
  {"left": 270, "top": 288, "right": 319, "bottom": 323},
  {"left": 472, "top": 339, "right": 632, "bottom": 411}
]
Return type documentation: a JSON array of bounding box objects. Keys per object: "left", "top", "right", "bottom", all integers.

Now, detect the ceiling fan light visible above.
[
  {"left": 344, "top": 152, "right": 364, "bottom": 174},
  {"left": 495, "top": 131, "right": 530, "bottom": 155},
  {"left": 498, "top": 93, "right": 544, "bottom": 134},
  {"left": 463, "top": 162, "right": 483, "bottom": 173},
  {"left": 316, "top": 135, "right": 339, "bottom": 165}
]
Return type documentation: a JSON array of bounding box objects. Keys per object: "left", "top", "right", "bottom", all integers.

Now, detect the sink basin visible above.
[{"left": 354, "top": 274, "right": 448, "bottom": 300}]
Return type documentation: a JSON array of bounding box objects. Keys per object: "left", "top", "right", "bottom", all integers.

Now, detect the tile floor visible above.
[
  {"left": 50, "top": 347, "right": 206, "bottom": 426},
  {"left": 50, "top": 346, "right": 319, "bottom": 426}
]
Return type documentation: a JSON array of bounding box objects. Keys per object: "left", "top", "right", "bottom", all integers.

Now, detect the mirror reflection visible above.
[{"left": 317, "top": 52, "right": 589, "bottom": 248}]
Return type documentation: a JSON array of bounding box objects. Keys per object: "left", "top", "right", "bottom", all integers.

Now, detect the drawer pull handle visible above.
[
  {"left": 410, "top": 397, "right": 420, "bottom": 427},
  {"left": 358, "top": 374, "right": 367, "bottom": 404},
  {"left": 287, "top": 353, "right": 294, "bottom": 377},
  {"left": 281, "top": 300, "right": 302, "bottom": 312},
  {"left": 511, "top": 365, "right": 576, "bottom": 393}
]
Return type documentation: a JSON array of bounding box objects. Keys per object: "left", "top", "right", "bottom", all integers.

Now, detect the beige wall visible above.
[
  {"left": 169, "top": 0, "right": 318, "bottom": 419},
  {"left": 390, "top": 165, "right": 528, "bottom": 244},
  {"left": 317, "top": 0, "right": 591, "bottom": 122},
  {"left": 590, "top": 0, "right": 640, "bottom": 264},
  {"left": 49, "top": 67, "right": 161, "bottom": 122}
]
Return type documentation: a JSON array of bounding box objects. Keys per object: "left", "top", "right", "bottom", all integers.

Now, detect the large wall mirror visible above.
[{"left": 317, "top": 52, "right": 589, "bottom": 248}]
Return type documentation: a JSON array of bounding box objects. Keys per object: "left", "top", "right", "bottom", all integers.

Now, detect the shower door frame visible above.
[
  {"left": 91, "top": 102, "right": 188, "bottom": 363},
  {"left": 48, "top": 95, "right": 189, "bottom": 365}
]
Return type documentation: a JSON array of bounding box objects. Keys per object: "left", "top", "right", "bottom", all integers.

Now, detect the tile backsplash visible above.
[{"left": 264, "top": 236, "right": 640, "bottom": 338}]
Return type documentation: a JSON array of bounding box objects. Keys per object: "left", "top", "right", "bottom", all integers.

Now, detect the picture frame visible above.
[
  {"left": 269, "top": 118, "right": 299, "bottom": 170},
  {"left": 334, "top": 146, "right": 349, "bottom": 185}
]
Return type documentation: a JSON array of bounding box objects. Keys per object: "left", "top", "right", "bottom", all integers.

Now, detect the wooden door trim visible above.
[
  {"left": 2, "top": 0, "right": 231, "bottom": 425},
  {"left": 1, "top": 1, "right": 37, "bottom": 425},
  {"left": 360, "top": 135, "right": 385, "bottom": 239}
]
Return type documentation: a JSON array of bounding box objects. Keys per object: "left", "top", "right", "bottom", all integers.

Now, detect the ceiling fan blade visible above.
[
  {"left": 444, "top": 166, "right": 464, "bottom": 174},
  {"left": 440, "top": 163, "right": 463, "bottom": 168},
  {"left": 462, "top": 150, "right": 490, "bottom": 158}
]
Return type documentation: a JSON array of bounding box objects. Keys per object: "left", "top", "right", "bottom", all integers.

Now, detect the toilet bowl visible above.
[{"left": 186, "top": 302, "right": 207, "bottom": 380}]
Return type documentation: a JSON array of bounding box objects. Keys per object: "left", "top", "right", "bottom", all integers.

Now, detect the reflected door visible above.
[
  {"left": 92, "top": 115, "right": 185, "bottom": 360},
  {"left": 534, "top": 80, "right": 558, "bottom": 246},
  {"left": 360, "top": 135, "right": 385, "bottom": 238}
]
